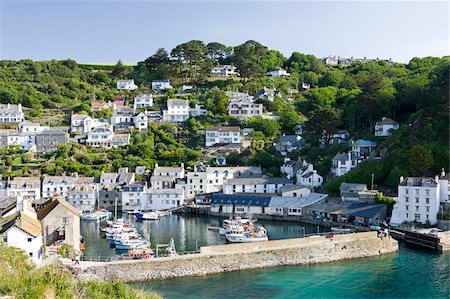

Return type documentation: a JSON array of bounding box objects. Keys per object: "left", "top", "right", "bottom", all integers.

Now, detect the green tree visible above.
[
  {"left": 206, "top": 42, "right": 229, "bottom": 63},
  {"left": 408, "top": 145, "right": 434, "bottom": 176},
  {"left": 279, "top": 105, "right": 301, "bottom": 132},
  {"left": 247, "top": 116, "right": 280, "bottom": 138},
  {"left": 111, "top": 60, "right": 129, "bottom": 78},
  {"left": 230, "top": 40, "right": 268, "bottom": 83}
]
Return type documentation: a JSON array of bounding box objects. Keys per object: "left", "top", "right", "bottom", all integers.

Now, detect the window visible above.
[
  {"left": 415, "top": 206, "right": 419, "bottom": 212},
  {"left": 405, "top": 197, "right": 409, "bottom": 203},
  {"left": 414, "top": 214, "right": 420, "bottom": 221},
  {"left": 405, "top": 188, "right": 409, "bottom": 195},
  {"left": 425, "top": 189, "right": 430, "bottom": 196},
  {"left": 426, "top": 214, "right": 429, "bottom": 219},
  {"left": 406, "top": 213, "right": 409, "bottom": 218},
  {"left": 405, "top": 205, "right": 409, "bottom": 211},
  {"left": 426, "top": 198, "right": 430, "bottom": 204},
  {"left": 415, "top": 189, "right": 420, "bottom": 195},
  {"left": 293, "top": 193, "right": 297, "bottom": 197},
  {"left": 27, "top": 238, "right": 32, "bottom": 242},
  {"left": 426, "top": 206, "right": 430, "bottom": 212},
  {"left": 415, "top": 197, "right": 419, "bottom": 204},
  {"left": 62, "top": 217, "right": 69, "bottom": 225}
]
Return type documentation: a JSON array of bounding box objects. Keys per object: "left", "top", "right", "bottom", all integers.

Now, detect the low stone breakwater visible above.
[{"left": 72, "top": 232, "right": 398, "bottom": 282}]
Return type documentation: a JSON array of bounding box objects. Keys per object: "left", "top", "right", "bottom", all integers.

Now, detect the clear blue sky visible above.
[{"left": 0, "top": 1, "right": 448, "bottom": 63}]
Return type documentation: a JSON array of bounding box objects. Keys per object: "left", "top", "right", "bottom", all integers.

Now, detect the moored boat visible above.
[
  {"left": 225, "top": 225, "right": 268, "bottom": 243},
  {"left": 135, "top": 211, "right": 159, "bottom": 220}
]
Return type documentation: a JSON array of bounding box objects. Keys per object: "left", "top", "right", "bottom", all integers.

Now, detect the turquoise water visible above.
[{"left": 133, "top": 246, "right": 450, "bottom": 299}]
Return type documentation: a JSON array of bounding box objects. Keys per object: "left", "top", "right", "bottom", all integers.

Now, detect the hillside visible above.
[{"left": 0, "top": 40, "right": 448, "bottom": 189}]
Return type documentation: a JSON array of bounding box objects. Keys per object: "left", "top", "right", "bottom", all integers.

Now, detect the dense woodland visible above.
[{"left": 0, "top": 40, "right": 448, "bottom": 194}]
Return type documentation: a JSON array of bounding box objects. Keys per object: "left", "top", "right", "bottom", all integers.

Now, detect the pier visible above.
[
  {"left": 389, "top": 228, "right": 450, "bottom": 252},
  {"left": 69, "top": 232, "right": 398, "bottom": 282}
]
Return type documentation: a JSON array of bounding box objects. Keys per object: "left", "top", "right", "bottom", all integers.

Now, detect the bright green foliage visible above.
[{"left": 0, "top": 243, "right": 159, "bottom": 299}]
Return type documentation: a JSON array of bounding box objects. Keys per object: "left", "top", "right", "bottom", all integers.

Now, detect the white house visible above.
[
  {"left": 42, "top": 174, "right": 95, "bottom": 199},
  {"left": 323, "top": 56, "right": 339, "bottom": 66},
  {"left": 319, "top": 130, "right": 350, "bottom": 145},
  {"left": 331, "top": 152, "right": 358, "bottom": 177},
  {"left": 117, "top": 79, "right": 138, "bottom": 90},
  {"left": 147, "top": 188, "right": 184, "bottom": 211},
  {"left": 186, "top": 166, "right": 262, "bottom": 200},
  {"left": 390, "top": 176, "right": 441, "bottom": 225},
  {"left": 162, "top": 99, "right": 190, "bottom": 122},
  {"left": 189, "top": 104, "right": 208, "bottom": 117},
  {"left": 223, "top": 177, "right": 292, "bottom": 195},
  {"left": 211, "top": 65, "right": 239, "bottom": 77},
  {"left": 274, "top": 135, "right": 306, "bottom": 155},
  {"left": 110, "top": 105, "right": 135, "bottom": 128},
  {"left": 152, "top": 80, "right": 172, "bottom": 91},
  {"left": 86, "top": 126, "right": 114, "bottom": 148},
  {"left": 280, "top": 185, "right": 311, "bottom": 198},
  {"left": 133, "top": 94, "right": 153, "bottom": 110},
  {"left": 205, "top": 126, "right": 241, "bottom": 147},
  {"left": 67, "top": 184, "right": 96, "bottom": 212},
  {"left": 0, "top": 201, "right": 43, "bottom": 264},
  {"left": 0, "top": 130, "right": 36, "bottom": 151},
  {"left": 0, "top": 103, "right": 24, "bottom": 123},
  {"left": 121, "top": 182, "right": 148, "bottom": 212},
  {"left": 375, "top": 117, "right": 399, "bottom": 137},
  {"left": 150, "top": 163, "right": 185, "bottom": 190},
  {"left": 19, "top": 122, "right": 49, "bottom": 133},
  {"left": 3, "top": 177, "right": 41, "bottom": 202},
  {"left": 133, "top": 112, "right": 149, "bottom": 130},
  {"left": 439, "top": 169, "right": 450, "bottom": 204},
  {"left": 228, "top": 98, "right": 263, "bottom": 117},
  {"left": 296, "top": 160, "right": 323, "bottom": 189},
  {"left": 266, "top": 68, "right": 290, "bottom": 77}
]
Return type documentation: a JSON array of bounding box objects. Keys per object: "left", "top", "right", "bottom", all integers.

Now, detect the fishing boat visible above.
[
  {"left": 220, "top": 215, "right": 255, "bottom": 235},
  {"left": 115, "top": 240, "right": 149, "bottom": 250},
  {"left": 135, "top": 211, "right": 159, "bottom": 220},
  {"left": 225, "top": 226, "right": 268, "bottom": 243},
  {"left": 81, "top": 211, "right": 108, "bottom": 221}
]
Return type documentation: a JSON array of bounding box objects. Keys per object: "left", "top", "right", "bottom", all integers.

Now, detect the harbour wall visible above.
[{"left": 73, "top": 232, "right": 398, "bottom": 282}]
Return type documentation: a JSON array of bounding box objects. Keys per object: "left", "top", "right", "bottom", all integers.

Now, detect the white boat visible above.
[
  {"left": 225, "top": 226, "right": 268, "bottom": 243},
  {"left": 135, "top": 212, "right": 159, "bottom": 220},
  {"left": 81, "top": 211, "right": 108, "bottom": 221},
  {"left": 220, "top": 216, "right": 255, "bottom": 235}
]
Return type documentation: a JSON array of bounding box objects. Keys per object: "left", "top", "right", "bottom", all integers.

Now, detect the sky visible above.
[{"left": 0, "top": 0, "right": 448, "bottom": 63}]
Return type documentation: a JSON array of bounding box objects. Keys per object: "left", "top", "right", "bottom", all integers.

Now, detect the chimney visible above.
[
  {"left": 399, "top": 176, "right": 404, "bottom": 184},
  {"left": 72, "top": 172, "right": 79, "bottom": 179},
  {"left": 154, "top": 163, "right": 159, "bottom": 168},
  {"left": 441, "top": 168, "right": 446, "bottom": 178},
  {"left": 348, "top": 152, "right": 351, "bottom": 161},
  {"left": 181, "top": 163, "right": 184, "bottom": 169}
]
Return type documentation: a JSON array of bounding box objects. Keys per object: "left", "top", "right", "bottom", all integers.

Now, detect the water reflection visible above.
[{"left": 81, "top": 214, "right": 321, "bottom": 258}]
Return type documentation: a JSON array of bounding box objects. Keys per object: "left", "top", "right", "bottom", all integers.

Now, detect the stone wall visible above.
[{"left": 74, "top": 232, "right": 398, "bottom": 282}]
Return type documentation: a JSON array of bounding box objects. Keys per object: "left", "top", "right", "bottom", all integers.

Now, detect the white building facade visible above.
[{"left": 205, "top": 127, "right": 241, "bottom": 147}]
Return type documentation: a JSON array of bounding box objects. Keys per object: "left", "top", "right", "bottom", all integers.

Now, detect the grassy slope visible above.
[{"left": 0, "top": 243, "right": 161, "bottom": 299}]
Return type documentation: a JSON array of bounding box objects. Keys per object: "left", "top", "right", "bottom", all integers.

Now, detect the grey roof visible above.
[
  {"left": 36, "top": 130, "right": 67, "bottom": 136},
  {"left": 148, "top": 188, "right": 184, "bottom": 195},
  {"left": 377, "top": 118, "right": 398, "bottom": 125},
  {"left": 268, "top": 193, "right": 328, "bottom": 208},
  {"left": 278, "top": 135, "right": 300, "bottom": 143},
  {"left": 100, "top": 173, "right": 119, "bottom": 181},
  {"left": 400, "top": 177, "right": 438, "bottom": 187},
  {"left": 71, "top": 114, "right": 90, "bottom": 121},
  {"left": 154, "top": 165, "right": 184, "bottom": 174},
  {"left": 211, "top": 194, "right": 272, "bottom": 207},
  {"left": 301, "top": 171, "right": 314, "bottom": 178},
  {"left": 280, "top": 185, "right": 308, "bottom": 193},
  {"left": 167, "top": 99, "right": 188, "bottom": 106},
  {"left": 206, "top": 126, "right": 240, "bottom": 132},
  {"left": 332, "top": 153, "right": 349, "bottom": 161},
  {"left": 226, "top": 177, "right": 292, "bottom": 185},
  {"left": 340, "top": 183, "right": 367, "bottom": 192},
  {"left": 112, "top": 134, "right": 130, "bottom": 143}
]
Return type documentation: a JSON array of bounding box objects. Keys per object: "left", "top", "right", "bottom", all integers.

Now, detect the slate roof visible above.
[
  {"left": 167, "top": 99, "right": 188, "bottom": 106},
  {"left": 280, "top": 185, "right": 308, "bottom": 193},
  {"left": 226, "top": 177, "right": 292, "bottom": 185},
  {"left": 340, "top": 183, "right": 367, "bottom": 192},
  {"left": 37, "top": 197, "right": 80, "bottom": 220},
  {"left": 332, "top": 153, "right": 349, "bottom": 161},
  {"left": 206, "top": 126, "right": 240, "bottom": 132},
  {"left": 400, "top": 177, "right": 438, "bottom": 187},
  {"left": 268, "top": 193, "right": 328, "bottom": 208},
  {"left": 376, "top": 117, "right": 398, "bottom": 125},
  {"left": 211, "top": 194, "right": 272, "bottom": 207}
]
